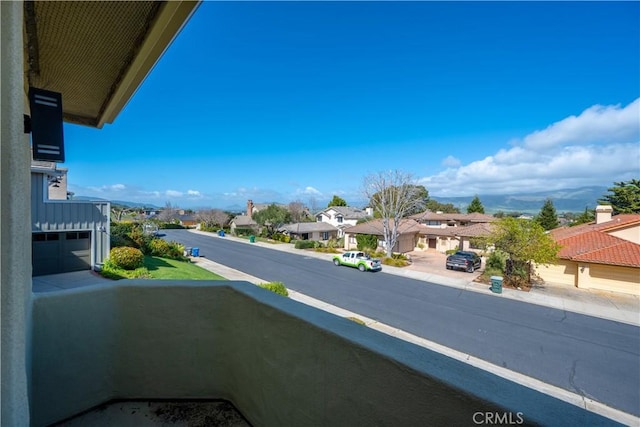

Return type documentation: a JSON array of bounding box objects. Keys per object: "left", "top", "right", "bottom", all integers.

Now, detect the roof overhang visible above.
[{"left": 24, "top": 1, "right": 200, "bottom": 128}]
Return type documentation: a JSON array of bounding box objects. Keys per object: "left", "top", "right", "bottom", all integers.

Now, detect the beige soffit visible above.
[{"left": 24, "top": 1, "right": 200, "bottom": 128}]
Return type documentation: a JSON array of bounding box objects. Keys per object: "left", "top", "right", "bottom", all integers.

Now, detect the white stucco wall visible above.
[{"left": 1, "top": 2, "right": 32, "bottom": 425}]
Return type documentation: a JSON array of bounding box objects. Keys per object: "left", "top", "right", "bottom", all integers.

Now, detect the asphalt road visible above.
[{"left": 163, "top": 229, "right": 640, "bottom": 417}]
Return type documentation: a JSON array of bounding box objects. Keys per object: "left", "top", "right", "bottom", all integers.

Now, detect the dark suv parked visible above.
[{"left": 445, "top": 251, "right": 482, "bottom": 273}]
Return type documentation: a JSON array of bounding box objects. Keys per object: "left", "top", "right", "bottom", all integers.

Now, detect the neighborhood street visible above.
[{"left": 162, "top": 229, "right": 640, "bottom": 418}]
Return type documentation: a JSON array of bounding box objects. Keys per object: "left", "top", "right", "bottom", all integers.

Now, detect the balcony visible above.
[{"left": 31, "top": 280, "right": 614, "bottom": 426}]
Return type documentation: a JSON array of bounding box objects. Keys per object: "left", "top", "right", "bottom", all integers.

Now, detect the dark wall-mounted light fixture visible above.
[{"left": 28, "top": 87, "right": 65, "bottom": 162}]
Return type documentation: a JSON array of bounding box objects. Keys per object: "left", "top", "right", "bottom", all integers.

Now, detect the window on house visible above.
[
  {"left": 316, "top": 215, "right": 322, "bottom": 222},
  {"left": 321, "top": 232, "right": 329, "bottom": 240},
  {"left": 337, "top": 216, "right": 343, "bottom": 223}
]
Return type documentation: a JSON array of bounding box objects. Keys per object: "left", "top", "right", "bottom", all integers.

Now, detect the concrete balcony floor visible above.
[{"left": 54, "top": 400, "right": 250, "bottom": 427}]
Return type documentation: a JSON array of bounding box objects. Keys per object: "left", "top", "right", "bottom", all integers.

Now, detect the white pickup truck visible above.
[{"left": 332, "top": 251, "right": 382, "bottom": 272}]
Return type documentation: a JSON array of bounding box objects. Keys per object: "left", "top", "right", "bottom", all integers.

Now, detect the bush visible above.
[
  {"left": 158, "top": 223, "right": 185, "bottom": 229},
  {"left": 109, "top": 246, "right": 145, "bottom": 270},
  {"left": 110, "top": 222, "right": 136, "bottom": 248},
  {"left": 381, "top": 257, "right": 410, "bottom": 267},
  {"left": 234, "top": 227, "right": 255, "bottom": 236},
  {"left": 295, "top": 240, "right": 319, "bottom": 249},
  {"left": 356, "top": 234, "right": 378, "bottom": 251},
  {"left": 486, "top": 250, "right": 508, "bottom": 272},
  {"left": 100, "top": 258, "right": 149, "bottom": 279},
  {"left": 259, "top": 282, "right": 288, "bottom": 297},
  {"left": 314, "top": 247, "right": 341, "bottom": 254},
  {"left": 147, "top": 238, "right": 185, "bottom": 260}
]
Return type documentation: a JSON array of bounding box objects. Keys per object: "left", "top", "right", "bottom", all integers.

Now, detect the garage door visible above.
[{"left": 32, "top": 231, "right": 91, "bottom": 276}]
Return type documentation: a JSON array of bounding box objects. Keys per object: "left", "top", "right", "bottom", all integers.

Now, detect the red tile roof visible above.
[{"left": 551, "top": 215, "right": 640, "bottom": 267}]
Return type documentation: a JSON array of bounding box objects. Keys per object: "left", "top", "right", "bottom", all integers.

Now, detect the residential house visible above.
[
  {"left": 315, "top": 206, "right": 371, "bottom": 237},
  {"left": 31, "top": 159, "right": 110, "bottom": 276},
  {"left": 410, "top": 211, "right": 495, "bottom": 253},
  {"left": 343, "top": 219, "right": 424, "bottom": 253},
  {"left": 1, "top": 3, "right": 603, "bottom": 426},
  {"left": 229, "top": 199, "right": 259, "bottom": 234},
  {"left": 537, "top": 205, "right": 640, "bottom": 296},
  {"left": 279, "top": 222, "right": 339, "bottom": 242},
  {"left": 177, "top": 210, "right": 197, "bottom": 227}
]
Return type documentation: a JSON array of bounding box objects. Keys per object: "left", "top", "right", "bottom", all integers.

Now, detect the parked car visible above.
[
  {"left": 333, "top": 251, "right": 382, "bottom": 272},
  {"left": 446, "top": 251, "right": 481, "bottom": 273}
]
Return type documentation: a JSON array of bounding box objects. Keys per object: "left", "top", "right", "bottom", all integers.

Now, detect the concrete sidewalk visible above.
[{"left": 189, "top": 229, "right": 640, "bottom": 327}]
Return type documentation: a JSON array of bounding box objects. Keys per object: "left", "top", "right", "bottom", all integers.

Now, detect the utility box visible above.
[{"left": 490, "top": 276, "right": 503, "bottom": 294}]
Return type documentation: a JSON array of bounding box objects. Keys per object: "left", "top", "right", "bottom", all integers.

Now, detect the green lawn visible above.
[
  {"left": 100, "top": 256, "right": 226, "bottom": 280},
  {"left": 144, "top": 256, "right": 226, "bottom": 280}
]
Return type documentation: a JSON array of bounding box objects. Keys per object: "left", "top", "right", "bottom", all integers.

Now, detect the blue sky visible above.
[{"left": 63, "top": 1, "right": 640, "bottom": 210}]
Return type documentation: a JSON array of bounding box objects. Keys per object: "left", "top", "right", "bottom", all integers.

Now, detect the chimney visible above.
[
  {"left": 595, "top": 205, "right": 613, "bottom": 224},
  {"left": 247, "top": 199, "right": 254, "bottom": 219}
]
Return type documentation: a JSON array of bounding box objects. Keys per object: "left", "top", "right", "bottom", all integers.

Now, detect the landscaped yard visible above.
[
  {"left": 144, "top": 256, "right": 226, "bottom": 280},
  {"left": 101, "top": 255, "right": 226, "bottom": 281}
]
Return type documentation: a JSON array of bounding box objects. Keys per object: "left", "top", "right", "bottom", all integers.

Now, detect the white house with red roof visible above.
[{"left": 537, "top": 205, "right": 640, "bottom": 296}]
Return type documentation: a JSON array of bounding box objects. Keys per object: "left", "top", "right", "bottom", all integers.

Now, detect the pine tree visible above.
[
  {"left": 536, "top": 198, "right": 558, "bottom": 230},
  {"left": 467, "top": 195, "right": 485, "bottom": 214},
  {"left": 598, "top": 179, "right": 640, "bottom": 214},
  {"left": 327, "top": 195, "right": 347, "bottom": 207}
]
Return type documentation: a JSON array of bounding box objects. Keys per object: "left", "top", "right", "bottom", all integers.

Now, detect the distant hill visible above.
[
  {"left": 432, "top": 186, "right": 608, "bottom": 214},
  {"left": 72, "top": 186, "right": 609, "bottom": 214},
  {"left": 72, "top": 196, "right": 160, "bottom": 209}
]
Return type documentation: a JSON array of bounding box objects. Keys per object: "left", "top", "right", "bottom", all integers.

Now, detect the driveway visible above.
[{"left": 404, "top": 250, "right": 483, "bottom": 279}]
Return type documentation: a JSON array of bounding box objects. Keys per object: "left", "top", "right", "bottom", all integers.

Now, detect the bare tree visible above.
[
  {"left": 195, "top": 209, "right": 229, "bottom": 229},
  {"left": 288, "top": 200, "right": 307, "bottom": 223},
  {"left": 307, "top": 196, "right": 319, "bottom": 215},
  {"left": 363, "top": 170, "right": 426, "bottom": 257},
  {"left": 157, "top": 201, "right": 180, "bottom": 223}
]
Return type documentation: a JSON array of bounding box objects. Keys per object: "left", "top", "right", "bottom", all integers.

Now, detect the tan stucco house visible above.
[
  {"left": 343, "top": 219, "right": 424, "bottom": 253},
  {"left": 279, "top": 222, "right": 339, "bottom": 242},
  {"left": 537, "top": 205, "right": 640, "bottom": 296}
]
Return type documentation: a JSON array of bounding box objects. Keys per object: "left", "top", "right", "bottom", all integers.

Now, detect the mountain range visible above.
[
  {"left": 431, "top": 186, "right": 608, "bottom": 214},
  {"left": 75, "top": 186, "right": 610, "bottom": 215}
]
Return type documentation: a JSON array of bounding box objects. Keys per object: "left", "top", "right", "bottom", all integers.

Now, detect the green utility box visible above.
[{"left": 490, "top": 276, "right": 503, "bottom": 294}]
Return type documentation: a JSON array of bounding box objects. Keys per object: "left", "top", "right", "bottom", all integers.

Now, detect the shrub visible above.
[
  {"left": 259, "top": 282, "right": 288, "bottom": 297},
  {"left": 270, "top": 232, "right": 285, "bottom": 242},
  {"left": 109, "top": 246, "right": 145, "bottom": 270},
  {"left": 486, "top": 250, "right": 507, "bottom": 272},
  {"left": 159, "top": 223, "right": 185, "bottom": 229},
  {"left": 147, "top": 238, "right": 185, "bottom": 260},
  {"left": 381, "top": 257, "right": 410, "bottom": 267},
  {"left": 314, "top": 247, "right": 341, "bottom": 254},
  {"left": 295, "top": 240, "right": 319, "bottom": 249},
  {"left": 100, "top": 258, "right": 149, "bottom": 279},
  {"left": 356, "top": 234, "right": 378, "bottom": 251},
  {"left": 234, "top": 227, "right": 255, "bottom": 236},
  {"left": 110, "top": 222, "right": 136, "bottom": 248}
]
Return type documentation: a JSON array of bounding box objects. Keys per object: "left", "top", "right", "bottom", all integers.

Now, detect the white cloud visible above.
[
  {"left": 522, "top": 98, "right": 639, "bottom": 150},
  {"left": 295, "top": 186, "right": 322, "bottom": 196},
  {"left": 187, "top": 190, "right": 202, "bottom": 197},
  {"left": 165, "top": 190, "right": 183, "bottom": 197},
  {"left": 441, "top": 155, "right": 461, "bottom": 168},
  {"left": 421, "top": 98, "right": 640, "bottom": 196}
]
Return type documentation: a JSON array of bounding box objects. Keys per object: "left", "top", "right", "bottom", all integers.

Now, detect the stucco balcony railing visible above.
[{"left": 31, "top": 281, "right": 614, "bottom": 426}]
